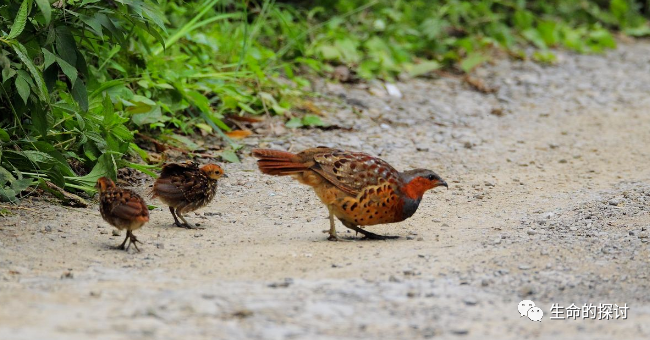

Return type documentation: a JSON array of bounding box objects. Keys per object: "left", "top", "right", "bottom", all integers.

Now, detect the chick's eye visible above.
[{"left": 427, "top": 174, "right": 435, "bottom": 180}]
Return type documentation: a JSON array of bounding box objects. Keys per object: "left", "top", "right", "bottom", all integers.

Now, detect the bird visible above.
[
  {"left": 252, "top": 147, "right": 447, "bottom": 241},
  {"left": 151, "top": 162, "right": 226, "bottom": 229},
  {"left": 97, "top": 177, "right": 150, "bottom": 251}
]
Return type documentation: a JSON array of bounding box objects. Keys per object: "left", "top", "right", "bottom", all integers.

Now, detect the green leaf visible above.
[
  {"left": 513, "top": 10, "right": 534, "bottom": 30},
  {"left": 184, "top": 90, "right": 212, "bottom": 114},
  {"left": 625, "top": 25, "right": 650, "bottom": 37},
  {"left": 460, "top": 53, "right": 488, "bottom": 73},
  {"left": 11, "top": 178, "right": 33, "bottom": 193},
  {"left": 55, "top": 26, "right": 78, "bottom": 66},
  {"left": 408, "top": 60, "right": 441, "bottom": 77},
  {"left": 55, "top": 54, "right": 78, "bottom": 84},
  {"left": 11, "top": 42, "right": 49, "bottom": 101},
  {"left": 131, "top": 105, "right": 169, "bottom": 126},
  {"left": 7, "top": 0, "right": 32, "bottom": 39},
  {"left": 18, "top": 150, "right": 56, "bottom": 165},
  {"left": 2, "top": 67, "right": 16, "bottom": 83},
  {"left": 168, "top": 134, "right": 198, "bottom": 150},
  {"left": 0, "top": 187, "right": 18, "bottom": 203},
  {"left": 42, "top": 48, "right": 56, "bottom": 69},
  {"left": 537, "top": 21, "right": 558, "bottom": 47},
  {"left": 31, "top": 105, "right": 49, "bottom": 137},
  {"left": 285, "top": 117, "right": 302, "bottom": 128},
  {"left": 532, "top": 51, "right": 557, "bottom": 64},
  {"left": 16, "top": 70, "right": 34, "bottom": 88},
  {"left": 35, "top": 0, "right": 51, "bottom": 25},
  {"left": 237, "top": 102, "right": 257, "bottom": 114},
  {"left": 119, "top": 160, "right": 158, "bottom": 178},
  {"left": 66, "top": 154, "right": 117, "bottom": 192},
  {"left": 72, "top": 78, "right": 88, "bottom": 112},
  {"left": 220, "top": 150, "right": 240, "bottom": 163},
  {"left": 318, "top": 44, "right": 341, "bottom": 60},
  {"left": 587, "top": 28, "right": 616, "bottom": 52},
  {"left": 302, "top": 115, "right": 325, "bottom": 127},
  {"left": 15, "top": 75, "right": 30, "bottom": 104},
  {"left": 522, "top": 28, "right": 546, "bottom": 49},
  {"left": 79, "top": 14, "right": 103, "bottom": 36},
  {"left": 89, "top": 79, "right": 124, "bottom": 99},
  {"left": 0, "top": 128, "right": 10, "bottom": 142},
  {"left": 610, "top": 0, "right": 629, "bottom": 26}
]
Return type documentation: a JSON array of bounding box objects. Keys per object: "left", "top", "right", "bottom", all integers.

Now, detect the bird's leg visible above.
[
  {"left": 169, "top": 207, "right": 183, "bottom": 228},
  {"left": 124, "top": 230, "right": 132, "bottom": 251},
  {"left": 117, "top": 231, "right": 129, "bottom": 250},
  {"left": 177, "top": 210, "right": 205, "bottom": 230},
  {"left": 124, "top": 230, "right": 143, "bottom": 252},
  {"left": 322, "top": 207, "right": 349, "bottom": 241},
  {"left": 130, "top": 231, "right": 142, "bottom": 252},
  {"left": 343, "top": 222, "right": 399, "bottom": 240}
]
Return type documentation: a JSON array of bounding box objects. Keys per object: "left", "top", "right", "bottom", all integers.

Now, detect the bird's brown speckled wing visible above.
[
  {"left": 176, "top": 171, "right": 214, "bottom": 203},
  {"left": 155, "top": 162, "right": 214, "bottom": 204},
  {"left": 101, "top": 188, "right": 149, "bottom": 222},
  {"left": 309, "top": 150, "right": 402, "bottom": 196}
]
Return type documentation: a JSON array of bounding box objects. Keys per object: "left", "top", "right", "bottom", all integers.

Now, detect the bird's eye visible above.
[{"left": 427, "top": 174, "right": 436, "bottom": 180}]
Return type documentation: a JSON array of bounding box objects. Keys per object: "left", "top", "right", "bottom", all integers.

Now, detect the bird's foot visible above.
[
  {"left": 323, "top": 229, "right": 351, "bottom": 242},
  {"left": 347, "top": 226, "right": 399, "bottom": 240},
  {"left": 125, "top": 235, "right": 143, "bottom": 252},
  {"left": 174, "top": 222, "right": 205, "bottom": 230},
  {"left": 360, "top": 233, "right": 399, "bottom": 240}
]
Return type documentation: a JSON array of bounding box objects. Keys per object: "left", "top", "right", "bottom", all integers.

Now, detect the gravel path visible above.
[{"left": 2, "top": 40, "right": 650, "bottom": 340}]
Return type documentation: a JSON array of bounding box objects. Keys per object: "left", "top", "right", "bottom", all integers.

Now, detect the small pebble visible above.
[
  {"left": 403, "top": 269, "right": 416, "bottom": 276},
  {"left": 389, "top": 275, "right": 401, "bottom": 283},
  {"left": 112, "top": 230, "right": 120, "bottom": 236},
  {"left": 463, "top": 296, "right": 478, "bottom": 306},
  {"left": 451, "top": 329, "right": 469, "bottom": 335},
  {"left": 608, "top": 198, "right": 623, "bottom": 206}
]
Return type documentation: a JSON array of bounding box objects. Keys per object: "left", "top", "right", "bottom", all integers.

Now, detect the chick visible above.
[
  {"left": 152, "top": 162, "right": 226, "bottom": 229},
  {"left": 97, "top": 177, "right": 150, "bottom": 251}
]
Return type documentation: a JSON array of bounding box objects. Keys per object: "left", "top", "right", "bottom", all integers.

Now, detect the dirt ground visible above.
[{"left": 2, "top": 40, "right": 650, "bottom": 340}]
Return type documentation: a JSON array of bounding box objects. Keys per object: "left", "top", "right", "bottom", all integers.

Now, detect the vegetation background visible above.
[{"left": 0, "top": 0, "right": 648, "bottom": 203}]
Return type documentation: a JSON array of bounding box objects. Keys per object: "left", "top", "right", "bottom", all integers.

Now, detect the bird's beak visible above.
[
  {"left": 222, "top": 173, "right": 229, "bottom": 178},
  {"left": 438, "top": 180, "right": 448, "bottom": 189}
]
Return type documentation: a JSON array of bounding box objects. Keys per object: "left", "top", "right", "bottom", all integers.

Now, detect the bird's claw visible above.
[{"left": 174, "top": 222, "right": 204, "bottom": 230}]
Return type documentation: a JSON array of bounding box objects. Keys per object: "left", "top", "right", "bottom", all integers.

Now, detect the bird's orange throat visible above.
[{"left": 401, "top": 177, "right": 434, "bottom": 200}]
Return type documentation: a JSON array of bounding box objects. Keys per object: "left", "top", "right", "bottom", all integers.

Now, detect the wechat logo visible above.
[{"left": 518, "top": 300, "right": 543, "bottom": 322}]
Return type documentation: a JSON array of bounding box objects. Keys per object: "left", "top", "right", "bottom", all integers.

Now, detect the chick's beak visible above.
[
  {"left": 222, "top": 173, "right": 229, "bottom": 178},
  {"left": 438, "top": 179, "right": 448, "bottom": 189}
]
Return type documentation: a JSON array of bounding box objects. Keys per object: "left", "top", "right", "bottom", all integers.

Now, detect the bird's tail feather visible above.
[{"left": 252, "top": 149, "right": 308, "bottom": 176}]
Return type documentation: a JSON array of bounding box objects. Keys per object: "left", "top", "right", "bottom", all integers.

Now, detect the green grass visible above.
[{"left": 0, "top": 0, "right": 648, "bottom": 202}]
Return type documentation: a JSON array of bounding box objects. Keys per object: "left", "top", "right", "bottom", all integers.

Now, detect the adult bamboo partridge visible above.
[
  {"left": 97, "top": 177, "right": 150, "bottom": 251},
  {"left": 152, "top": 162, "right": 226, "bottom": 229},
  {"left": 252, "top": 147, "right": 447, "bottom": 240}
]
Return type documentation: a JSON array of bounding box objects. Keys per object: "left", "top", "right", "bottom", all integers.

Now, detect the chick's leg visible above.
[
  {"left": 117, "top": 231, "right": 129, "bottom": 250},
  {"left": 169, "top": 207, "right": 183, "bottom": 227},
  {"left": 176, "top": 209, "right": 205, "bottom": 230},
  {"left": 124, "top": 230, "right": 143, "bottom": 252}
]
